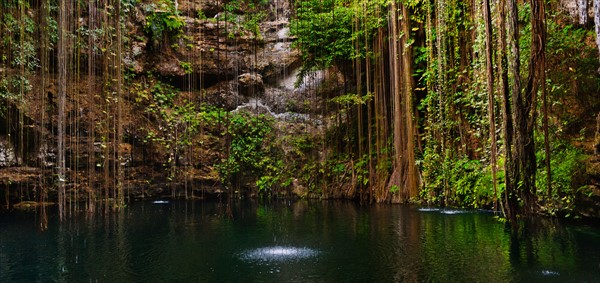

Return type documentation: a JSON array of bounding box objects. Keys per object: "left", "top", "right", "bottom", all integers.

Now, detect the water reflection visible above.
[{"left": 1, "top": 200, "right": 599, "bottom": 282}]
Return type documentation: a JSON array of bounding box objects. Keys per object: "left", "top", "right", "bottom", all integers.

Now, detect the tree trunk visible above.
[
  {"left": 400, "top": 4, "right": 418, "bottom": 200},
  {"left": 523, "top": 0, "right": 545, "bottom": 207},
  {"left": 506, "top": 0, "right": 522, "bottom": 222},
  {"left": 387, "top": 1, "right": 418, "bottom": 203},
  {"left": 483, "top": 0, "right": 498, "bottom": 211},
  {"left": 505, "top": 0, "right": 545, "bottom": 221},
  {"left": 498, "top": 0, "right": 513, "bottom": 218},
  {"left": 389, "top": 0, "right": 402, "bottom": 202}
]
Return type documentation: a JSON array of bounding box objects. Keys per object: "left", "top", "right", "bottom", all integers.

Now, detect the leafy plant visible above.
[
  {"left": 216, "top": 0, "right": 268, "bottom": 40},
  {"left": 291, "top": 0, "right": 386, "bottom": 81},
  {"left": 535, "top": 131, "right": 588, "bottom": 217},
  {"left": 179, "top": 61, "right": 193, "bottom": 74},
  {"left": 420, "top": 148, "right": 497, "bottom": 209},
  {"left": 197, "top": 9, "right": 208, "bottom": 20},
  {"left": 150, "top": 80, "right": 178, "bottom": 107},
  {"left": 242, "top": 11, "right": 266, "bottom": 39},
  {"left": 143, "top": 0, "right": 184, "bottom": 44},
  {"left": 216, "top": 112, "right": 287, "bottom": 195}
]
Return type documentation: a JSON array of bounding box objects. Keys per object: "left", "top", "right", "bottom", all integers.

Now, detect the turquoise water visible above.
[{"left": 1, "top": 200, "right": 599, "bottom": 282}]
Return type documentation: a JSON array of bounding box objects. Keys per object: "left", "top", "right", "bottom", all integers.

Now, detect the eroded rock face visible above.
[
  {"left": 129, "top": 2, "right": 300, "bottom": 83},
  {"left": 562, "top": 0, "right": 579, "bottom": 20},
  {"left": 560, "top": 0, "right": 592, "bottom": 25},
  {"left": 0, "top": 0, "right": 322, "bottom": 200},
  {"left": 178, "top": 0, "right": 223, "bottom": 18},
  {"left": 238, "top": 73, "right": 264, "bottom": 96},
  {"left": 204, "top": 80, "right": 247, "bottom": 110},
  {"left": 178, "top": 0, "right": 293, "bottom": 21}
]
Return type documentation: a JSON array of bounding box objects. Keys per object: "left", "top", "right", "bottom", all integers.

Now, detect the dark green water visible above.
[{"left": 1, "top": 200, "right": 600, "bottom": 282}]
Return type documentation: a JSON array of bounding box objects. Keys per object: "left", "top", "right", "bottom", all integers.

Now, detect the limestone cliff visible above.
[{"left": 0, "top": 0, "right": 339, "bottom": 204}]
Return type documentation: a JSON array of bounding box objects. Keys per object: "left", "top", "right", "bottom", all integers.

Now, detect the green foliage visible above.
[
  {"left": 535, "top": 132, "right": 587, "bottom": 216},
  {"left": 309, "top": 152, "right": 372, "bottom": 195},
  {"left": 0, "top": 0, "right": 595, "bottom": 214},
  {"left": 0, "top": 1, "right": 38, "bottom": 119},
  {"left": 45, "top": 15, "right": 59, "bottom": 46},
  {"left": 215, "top": 0, "right": 268, "bottom": 39},
  {"left": 216, "top": 112, "right": 288, "bottom": 195},
  {"left": 196, "top": 10, "right": 209, "bottom": 20},
  {"left": 242, "top": 11, "right": 266, "bottom": 39},
  {"left": 420, "top": 149, "right": 497, "bottom": 208},
  {"left": 291, "top": 134, "right": 314, "bottom": 153},
  {"left": 450, "top": 159, "right": 495, "bottom": 208},
  {"left": 145, "top": 100, "right": 200, "bottom": 159},
  {"left": 271, "top": 132, "right": 322, "bottom": 196},
  {"left": 256, "top": 159, "right": 292, "bottom": 193},
  {"left": 179, "top": 61, "right": 193, "bottom": 74},
  {"left": 299, "top": 161, "right": 324, "bottom": 194},
  {"left": 535, "top": 140, "right": 584, "bottom": 197},
  {"left": 150, "top": 80, "right": 178, "bottom": 107},
  {"left": 545, "top": 15, "right": 599, "bottom": 124},
  {"left": 321, "top": 154, "right": 350, "bottom": 187},
  {"left": 198, "top": 104, "right": 226, "bottom": 127},
  {"left": 143, "top": 0, "right": 184, "bottom": 43},
  {"left": 0, "top": 76, "right": 30, "bottom": 102},
  {"left": 291, "top": 0, "right": 386, "bottom": 80},
  {"left": 355, "top": 154, "right": 370, "bottom": 187},
  {"left": 330, "top": 93, "right": 372, "bottom": 106},
  {"left": 131, "top": 76, "right": 201, "bottom": 175}
]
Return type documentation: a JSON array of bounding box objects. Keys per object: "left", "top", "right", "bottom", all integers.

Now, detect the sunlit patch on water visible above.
[
  {"left": 541, "top": 270, "right": 559, "bottom": 276},
  {"left": 440, "top": 209, "right": 469, "bottom": 215},
  {"left": 152, "top": 200, "right": 169, "bottom": 204},
  {"left": 240, "top": 246, "right": 319, "bottom": 263},
  {"left": 418, "top": 208, "right": 440, "bottom": 212}
]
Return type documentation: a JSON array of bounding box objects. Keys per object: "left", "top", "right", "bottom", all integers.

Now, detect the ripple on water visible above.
[
  {"left": 240, "top": 246, "right": 319, "bottom": 263},
  {"left": 418, "top": 207, "right": 440, "bottom": 212},
  {"left": 152, "top": 200, "right": 169, "bottom": 204}
]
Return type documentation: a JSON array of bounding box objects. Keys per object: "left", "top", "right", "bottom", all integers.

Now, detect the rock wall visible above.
[{"left": 0, "top": 0, "right": 341, "bottom": 204}]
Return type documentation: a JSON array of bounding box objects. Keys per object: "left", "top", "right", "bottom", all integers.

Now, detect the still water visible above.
[{"left": 1, "top": 200, "right": 600, "bottom": 282}]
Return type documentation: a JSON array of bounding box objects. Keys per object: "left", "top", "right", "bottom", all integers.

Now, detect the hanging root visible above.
[{"left": 595, "top": 112, "right": 600, "bottom": 155}]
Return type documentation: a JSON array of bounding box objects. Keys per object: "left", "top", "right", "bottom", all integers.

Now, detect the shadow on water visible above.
[{"left": 1, "top": 200, "right": 600, "bottom": 282}]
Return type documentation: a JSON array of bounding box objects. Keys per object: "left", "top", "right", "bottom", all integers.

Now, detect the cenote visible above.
[{"left": 1, "top": 200, "right": 600, "bottom": 282}]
